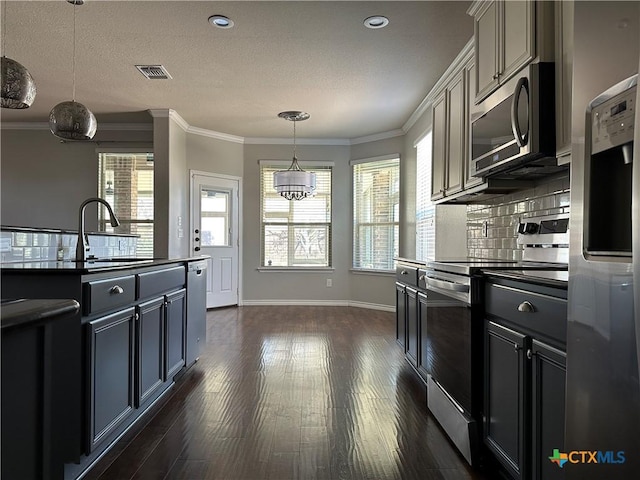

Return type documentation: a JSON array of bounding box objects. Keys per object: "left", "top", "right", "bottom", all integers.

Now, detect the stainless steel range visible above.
[{"left": 421, "top": 213, "right": 569, "bottom": 466}]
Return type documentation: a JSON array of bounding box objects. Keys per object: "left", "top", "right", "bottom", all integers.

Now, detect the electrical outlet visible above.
[{"left": 326, "top": 279, "right": 333, "bottom": 287}]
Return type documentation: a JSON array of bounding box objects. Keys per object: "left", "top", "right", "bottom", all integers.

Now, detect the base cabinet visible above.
[
  {"left": 484, "top": 278, "right": 567, "bottom": 480},
  {"left": 165, "top": 288, "right": 186, "bottom": 378},
  {"left": 531, "top": 340, "right": 566, "bottom": 480},
  {"left": 395, "top": 282, "right": 407, "bottom": 349},
  {"left": 136, "top": 298, "right": 165, "bottom": 407},
  {"left": 87, "top": 308, "right": 135, "bottom": 453},
  {"left": 485, "top": 321, "right": 527, "bottom": 479},
  {"left": 406, "top": 287, "right": 419, "bottom": 368}
]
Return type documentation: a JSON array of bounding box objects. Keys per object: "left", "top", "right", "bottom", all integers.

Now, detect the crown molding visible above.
[
  {"left": 402, "top": 37, "right": 474, "bottom": 134},
  {"left": 187, "top": 126, "right": 244, "bottom": 144},
  {"left": 350, "top": 129, "right": 404, "bottom": 145},
  {"left": 2, "top": 111, "right": 407, "bottom": 147}
]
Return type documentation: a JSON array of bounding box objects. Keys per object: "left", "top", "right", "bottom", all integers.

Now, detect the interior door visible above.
[{"left": 191, "top": 173, "right": 239, "bottom": 308}]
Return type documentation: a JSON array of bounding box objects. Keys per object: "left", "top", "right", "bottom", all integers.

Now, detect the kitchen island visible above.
[{"left": 1, "top": 257, "right": 208, "bottom": 480}]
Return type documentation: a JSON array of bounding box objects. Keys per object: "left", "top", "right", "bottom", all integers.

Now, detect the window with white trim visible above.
[
  {"left": 260, "top": 163, "right": 332, "bottom": 268},
  {"left": 416, "top": 132, "right": 435, "bottom": 261},
  {"left": 98, "top": 152, "right": 154, "bottom": 257},
  {"left": 352, "top": 156, "right": 400, "bottom": 271}
]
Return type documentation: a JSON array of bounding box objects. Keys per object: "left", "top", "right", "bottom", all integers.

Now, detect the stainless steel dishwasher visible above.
[{"left": 186, "top": 259, "right": 207, "bottom": 367}]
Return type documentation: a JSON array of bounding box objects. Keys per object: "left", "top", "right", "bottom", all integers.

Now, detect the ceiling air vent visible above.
[{"left": 135, "top": 65, "right": 172, "bottom": 80}]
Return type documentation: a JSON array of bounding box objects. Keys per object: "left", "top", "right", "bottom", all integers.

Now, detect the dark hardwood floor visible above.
[{"left": 85, "top": 306, "right": 490, "bottom": 480}]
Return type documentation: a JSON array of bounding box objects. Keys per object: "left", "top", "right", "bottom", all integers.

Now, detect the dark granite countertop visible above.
[
  {"left": 482, "top": 269, "right": 568, "bottom": 289},
  {"left": 1, "top": 256, "right": 209, "bottom": 274},
  {"left": 1, "top": 298, "right": 80, "bottom": 330}
]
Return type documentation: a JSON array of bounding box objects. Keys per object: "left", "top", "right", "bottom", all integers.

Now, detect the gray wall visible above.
[
  {"left": 242, "top": 143, "right": 353, "bottom": 304},
  {"left": 187, "top": 133, "right": 244, "bottom": 178},
  {"left": 0, "top": 127, "right": 153, "bottom": 231}
]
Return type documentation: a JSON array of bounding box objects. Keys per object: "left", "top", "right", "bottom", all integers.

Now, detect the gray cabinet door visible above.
[
  {"left": 485, "top": 320, "right": 526, "bottom": 480},
  {"left": 531, "top": 339, "right": 566, "bottom": 480},
  {"left": 431, "top": 91, "right": 447, "bottom": 200},
  {"left": 406, "top": 287, "right": 419, "bottom": 368},
  {"left": 417, "top": 292, "right": 429, "bottom": 381},
  {"left": 446, "top": 71, "right": 465, "bottom": 196},
  {"left": 395, "top": 282, "right": 406, "bottom": 349},
  {"left": 165, "top": 289, "right": 187, "bottom": 379},
  {"left": 475, "top": 0, "right": 499, "bottom": 101},
  {"left": 87, "top": 308, "right": 135, "bottom": 453},
  {"left": 136, "top": 298, "right": 165, "bottom": 407}
]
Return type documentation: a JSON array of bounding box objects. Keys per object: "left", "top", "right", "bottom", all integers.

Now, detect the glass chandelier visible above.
[
  {"left": 49, "top": 0, "right": 97, "bottom": 140},
  {"left": 273, "top": 111, "right": 316, "bottom": 201},
  {"left": 1, "top": 0, "right": 37, "bottom": 109}
]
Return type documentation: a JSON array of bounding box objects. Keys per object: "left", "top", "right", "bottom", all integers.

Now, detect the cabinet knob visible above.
[
  {"left": 401, "top": 270, "right": 408, "bottom": 275},
  {"left": 514, "top": 343, "right": 521, "bottom": 352},
  {"left": 194, "top": 246, "right": 201, "bottom": 252},
  {"left": 110, "top": 285, "right": 124, "bottom": 295},
  {"left": 517, "top": 301, "right": 535, "bottom": 312},
  {"left": 526, "top": 349, "right": 534, "bottom": 360}
]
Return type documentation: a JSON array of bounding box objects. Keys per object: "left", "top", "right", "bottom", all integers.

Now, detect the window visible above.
[
  {"left": 260, "top": 163, "right": 332, "bottom": 268},
  {"left": 98, "top": 153, "right": 154, "bottom": 257},
  {"left": 416, "top": 132, "right": 435, "bottom": 261},
  {"left": 352, "top": 156, "right": 400, "bottom": 271}
]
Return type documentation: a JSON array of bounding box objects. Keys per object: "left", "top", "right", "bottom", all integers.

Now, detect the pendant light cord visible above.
[
  {"left": 293, "top": 119, "right": 297, "bottom": 160},
  {"left": 72, "top": 2, "right": 77, "bottom": 101},
  {"left": 2, "top": 1, "right": 7, "bottom": 57}
]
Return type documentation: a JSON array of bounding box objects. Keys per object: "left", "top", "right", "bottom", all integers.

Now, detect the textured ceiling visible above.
[{"left": 0, "top": 0, "right": 473, "bottom": 140}]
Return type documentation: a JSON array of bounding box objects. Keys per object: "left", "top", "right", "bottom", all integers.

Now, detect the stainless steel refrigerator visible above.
[{"left": 567, "top": 2, "right": 640, "bottom": 478}]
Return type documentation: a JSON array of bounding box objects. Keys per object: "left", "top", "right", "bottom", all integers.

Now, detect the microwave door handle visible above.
[{"left": 511, "top": 77, "right": 529, "bottom": 147}]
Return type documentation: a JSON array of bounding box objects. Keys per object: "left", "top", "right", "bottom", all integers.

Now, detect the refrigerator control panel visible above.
[{"left": 591, "top": 85, "right": 636, "bottom": 154}]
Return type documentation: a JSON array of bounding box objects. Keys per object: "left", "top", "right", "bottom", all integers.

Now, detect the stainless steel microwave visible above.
[{"left": 470, "top": 62, "right": 561, "bottom": 179}]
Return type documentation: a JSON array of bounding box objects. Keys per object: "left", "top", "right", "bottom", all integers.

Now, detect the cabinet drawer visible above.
[
  {"left": 83, "top": 275, "right": 136, "bottom": 316},
  {"left": 396, "top": 264, "right": 419, "bottom": 287},
  {"left": 137, "top": 266, "right": 185, "bottom": 299},
  {"left": 485, "top": 283, "right": 567, "bottom": 344}
]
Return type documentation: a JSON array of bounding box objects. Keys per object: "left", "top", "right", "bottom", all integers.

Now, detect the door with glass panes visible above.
[{"left": 191, "top": 173, "right": 239, "bottom": 308}]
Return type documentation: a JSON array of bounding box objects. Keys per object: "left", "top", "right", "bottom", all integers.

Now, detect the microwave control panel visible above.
[{"left": 591, "top": 85, "right": 635, "bottom": 154}]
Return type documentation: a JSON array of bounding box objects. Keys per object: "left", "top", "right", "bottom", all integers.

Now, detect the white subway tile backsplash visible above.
[{"left": 466, "top": 174, "right": 570, "bottom": 260}]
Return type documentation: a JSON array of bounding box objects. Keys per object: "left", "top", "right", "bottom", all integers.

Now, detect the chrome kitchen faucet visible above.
[{"left": 76, "top": 197, "right": 120, "bottom": 262}]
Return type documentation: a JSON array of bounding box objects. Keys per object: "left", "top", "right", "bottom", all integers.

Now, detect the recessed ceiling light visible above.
[
  {"left": 364, "top": 15, "right": 389, "bottom": 29},
  {"left": 209, "top": 15, "right": 234, "bottom": 29}
]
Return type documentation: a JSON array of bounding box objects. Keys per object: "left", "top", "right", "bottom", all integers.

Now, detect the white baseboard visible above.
[{"left": 240, "top": 299, "right": 394, "bottom": 312}]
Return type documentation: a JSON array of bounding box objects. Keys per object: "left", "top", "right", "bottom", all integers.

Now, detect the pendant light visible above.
[
  {"left": 1, "top": 0, "right": 37, "bottom": 108},
  {"left": 49, "top": 0, "right": 97, "bottom": 140},
  {"left": 273, "top": 111, "right": 316, "bottom": 201}
]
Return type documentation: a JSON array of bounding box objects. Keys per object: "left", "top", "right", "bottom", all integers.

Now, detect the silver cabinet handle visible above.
[
  {"left": 419, "top": 275, "right": 426, "bottom": 282},
  {"left": 514, "top": 343, "right": 521, "bottom": 352},
  {"left": 518, "top": 301, "right": 535, "bottom": 312},
  {"left": 527, "top": 349, "right": 533, "bottom": 360},
  {"left": 110, "top": 285, "right": 124, "bottom": 295},
  {"left": 426, "top": 277, "right": 469, "bottom": 293},
  {"left": 401, "top": 270, "right": 408, "bottom": 275}
]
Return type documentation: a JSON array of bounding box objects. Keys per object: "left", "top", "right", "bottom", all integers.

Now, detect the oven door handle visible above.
[{"left": 426, "top": 277, "right": 469, "bottom": 293}]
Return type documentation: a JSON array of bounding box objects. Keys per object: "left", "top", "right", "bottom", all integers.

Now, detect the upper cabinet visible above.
[
  {"left": 469, "top": 0, "right": 535, "bottom": 104},
  {"left": 555, "top": 0, "right": 573, "bottom": 161},
  {"left": 430, "top": 43, "right": 476, "bottom": 202}
]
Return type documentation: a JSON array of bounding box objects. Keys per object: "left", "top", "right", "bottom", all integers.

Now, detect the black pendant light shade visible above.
[
  {"left": 49, "top": 101, "right": 97, "bottom": 140},
  {"left": 1, "top": 56, "right": 37, "bottom": 108}
]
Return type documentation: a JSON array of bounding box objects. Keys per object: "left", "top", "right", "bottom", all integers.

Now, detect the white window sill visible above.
[
  {"left": 350, "top": 268, "right": 395, "bottom": 276},
  {"left": 257, "top": 267, "right": 335, "bottom": 273}
]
